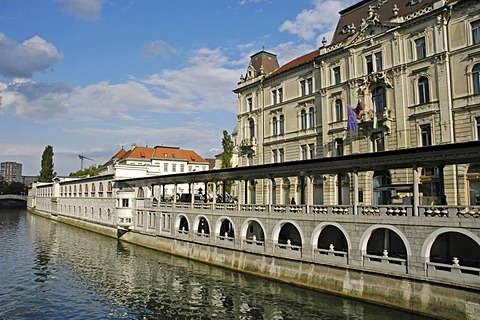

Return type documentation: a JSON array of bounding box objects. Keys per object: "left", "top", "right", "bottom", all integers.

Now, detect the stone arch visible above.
[
  {"left": 421, "top": 228, "right": 480, "bottom": 265},
  {"left": 359, "top": 225, "right": 412, "bottom": 258},
  {"left": 241, "top": 218, "right": 267, "bottom": 242},
  {"left": 175, "top": 214, "right": 190, "bottom": 232},
  {"left": 194, "top": 215, "right": 211, "bottom": 235},
  {"left": 137, "top": 187, "right": 145, "bottom": 198},
  {"left": 311, "top": 222, "right": 351, "bottom": 252},
  {"left": 215, "top": 216, "right": 235, "bottom": 238},
  {"left": 272, "top": 220, "right": 304, "bottom": 246}
]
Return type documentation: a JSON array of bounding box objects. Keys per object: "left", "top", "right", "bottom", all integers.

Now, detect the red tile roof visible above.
[
  {"left": 113, "top": 146, "right": 207, "bottom": 163},
  {"left": 268, "top": 49, "right": 319, "bottom": 77}
]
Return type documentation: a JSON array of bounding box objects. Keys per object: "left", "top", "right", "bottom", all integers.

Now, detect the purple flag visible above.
[{"left": 347, "top": 106, "right": 357, "bottom": 132}]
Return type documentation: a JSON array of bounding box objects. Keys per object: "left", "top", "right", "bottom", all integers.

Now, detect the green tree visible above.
[
  {"left": 220, "top": 130, "right": 234, "bottom": 194},
  {"left": 221, "top": 130, "right": 234, "bottom": 169},
  {"left": 69, "top": 165, "right": 102, "bottom": 177},
  {"left": 38, "top": 145, "right": 56, "bottom": 182}
]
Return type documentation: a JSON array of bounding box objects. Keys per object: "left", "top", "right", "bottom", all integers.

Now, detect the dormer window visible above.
[{"left": 164, "top": 153, "right": 168, "bottom": 158}]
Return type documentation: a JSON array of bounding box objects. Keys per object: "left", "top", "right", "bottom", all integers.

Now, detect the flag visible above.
[
  {"left": 372, "top": 98, "right": 378, "bottom": 129},
  {"left": 347, "top": 106, "right": 357, "bottom": 132},
  {"left": 355, "top": 99, "right": 365, "bottom": 120}
]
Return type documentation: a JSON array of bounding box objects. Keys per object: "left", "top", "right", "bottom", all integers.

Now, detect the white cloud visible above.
[
  {"left": 279, "top": 0, "right": 356, "bottom": 44},
  {"left": 56, "top": 0, "right": 104, "bottom": 20},
  {"left": 0, "top": 34, "right": 63, "bottom": 79},
  {"left": 142, "top": 40, "right": 178, "bottom": 59},
  {"left": 0, "top": 47, "right": 240, "bottom": 124}
]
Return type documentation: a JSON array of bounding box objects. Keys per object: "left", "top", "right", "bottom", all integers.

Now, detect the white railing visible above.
[
  {"left": 135, "top": 200, "right": 480, "bottom": 220},
  {"left": 364, "top": 252, "right": 407, "bottom": 273},
  {"left": 427, "top": 261, "right": 480, "bottom": 284}
]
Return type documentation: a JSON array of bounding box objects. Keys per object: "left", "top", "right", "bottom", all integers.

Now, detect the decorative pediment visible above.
[{"left": 357, "top": 71, "right": 394, "bottom": 96}]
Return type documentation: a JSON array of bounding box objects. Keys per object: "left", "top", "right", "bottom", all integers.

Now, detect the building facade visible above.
[
  {"left": 0, "top": 162, "right": 23, "bottom": 183},
  {"left": 101, "top": 145, "right": 210, "bottom": 199},
  {"left": 234, "top": 0, "right": 480, "bottom": 207}
]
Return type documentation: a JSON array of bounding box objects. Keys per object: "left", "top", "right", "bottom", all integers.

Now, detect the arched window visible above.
[
  {"left": 372, "top": 87, "right": 386, "bottom": 118},
  {"left": 301, "top": 109, "right": 307, "bottom": 129},
  {"left": 107, "top": 181, "right": 113, "bottom": 197},
  {"left": 98, "top": 182, "right": 104, "bottom": 197},
  {"left": 418, "top": 77, "right": 430, "bottom": 104},
  {"left": 249, "top": 119, "right": 255, "bottom": 139},
  {"left": 473, "top": 64, "right": 480, "bottom": 95},
  {"left": 335, "top": 99, "right": 343, "bottom": 122},
  {"left": 279, "top": 115, "right": 285, "bottom": 134},
  {"left": 309, "top": 107, "right": 315, "bottom": 128},
  {"left": 272, "top": 117, "right": 278, "bottom": 135}
]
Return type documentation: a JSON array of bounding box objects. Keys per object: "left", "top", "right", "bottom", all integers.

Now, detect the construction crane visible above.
[{"left": 78, "top": 153, "right": 94, "bottom": 171}]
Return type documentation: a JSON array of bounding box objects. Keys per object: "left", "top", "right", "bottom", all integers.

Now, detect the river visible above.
[{"left": 0, "top": 208, "right": 435, "bottom": 319}]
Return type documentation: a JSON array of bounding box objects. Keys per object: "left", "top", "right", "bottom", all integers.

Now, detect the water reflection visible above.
[{"left": 0, "top": 209, "right": 434, "bottom": 319}]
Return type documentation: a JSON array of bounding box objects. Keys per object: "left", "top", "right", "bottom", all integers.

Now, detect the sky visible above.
[{"left": 0, "top": 0, "right": 355, "bottom": 176}]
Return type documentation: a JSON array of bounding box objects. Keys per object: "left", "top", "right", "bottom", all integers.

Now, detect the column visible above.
[
  {"left": 306, "top": 176, "right": 312, "bottom": 212},
  {"left": 212, "top": 182, "right": 217, "bottom": 204},
  {"left": 299, "top": 176, "right": 305, "bottom": 205},
  {"left": 173, "top": 184, "right": 177, "bottom": 204},
  {"left": 353, "top": 171, "right": 359, "bottom": 215},
  {"left": 244, "top": 179, "right": 249, "bottom": 205},
  {"left": 413, "top": 166, "right": 419, "bottom": 217},
  {"left": 438, "top": 165, "right": 446, "bottom": 204}
]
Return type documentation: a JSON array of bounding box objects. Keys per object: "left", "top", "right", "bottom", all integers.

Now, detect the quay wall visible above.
[{"left": 28, "top": 207, "right": 480, "bottom": 320}]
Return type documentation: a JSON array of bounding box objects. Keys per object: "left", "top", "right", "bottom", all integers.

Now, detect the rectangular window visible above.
[
  {"left": 366, "top": 55, "right": 373, "bottom": 74},
  {"left": 279, "top": 149, "right": 284, "bottom": 162},
  {"left": 418, "top": 79, "right": 430, "bottom": 104},
  {"left": 420, "top": 124, "right": 432, "bottom": 146},
  {"left": 248, "top": 98, "right": 253, "bottom": 112},
  {"left": 272, "top": 149, "right": 278, "bottom": 163},
  {"left": 300, "top": 80, "right": 306, "bottom": 96},
  {"left": 476, "top": 117, "right": 480, "bottom": 140},
  {"left": 307, "top": 78, "right": 313, "bottom": 94},
  {"left": 335, "top": 138, "right": 344, "bottom": 156},
  {"left": 180, "top": 164, "right": 185, "bottom": 172},
  {"left": 333, "top": 67, "right": 341, "bottom": 84},
  {"left": 278, "top": 88, "right": 283, "bottom": 103},
  {"left": 309, "top": 143, "right": 315, "bottom": 159},
  {"left": 272, "top": 90, "right": 277, "bottom": 105},
  {"left": 375, "top": 52, "right": 383, "bottom": 71},
  {"left": 472, "top": 20, "right": 480, "bottom": 45},
  {"left": 301, "top": 145, "right": 308, "bottom": 160},
  {"left": 335, "top": 102, "right": 343, "bottom": 122},
  {"left": 172, "top": 164, "right": 177, "bottom": 172},
  {"left": 122, "top": 198, "right": 129, "bottom": 207},
  {"left": 416, "top": 37, "right": 426, "bottom": 60}
]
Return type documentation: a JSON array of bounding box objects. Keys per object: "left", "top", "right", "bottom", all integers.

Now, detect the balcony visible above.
[{"left": 240, "top": 137, "right": 256, "bottom": 153}]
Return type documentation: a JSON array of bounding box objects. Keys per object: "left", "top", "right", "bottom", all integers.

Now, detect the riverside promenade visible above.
[{"left": 28, "top": 140, "right": 480, "bottom": 320}]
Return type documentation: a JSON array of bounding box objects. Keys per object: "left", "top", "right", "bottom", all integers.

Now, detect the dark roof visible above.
[{"left": 249, "top": 51, "right": 279, "bottom": 77}]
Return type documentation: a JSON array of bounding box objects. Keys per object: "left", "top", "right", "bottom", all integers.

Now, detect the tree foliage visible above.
[
  {"left": 0, "top": 177, "right": 27, "bottom": 195},
  {"left": 38, "top": 145, "right": 56, "bottom": 182},
  {"left": 69, "top": 165, "right": 102, "bottom": 177},
  {"left": 220, "top": 130, "right": 234, "bottom": 194},
  {"left": 221, "top": 130, "right": 234, "bottom": 169}
]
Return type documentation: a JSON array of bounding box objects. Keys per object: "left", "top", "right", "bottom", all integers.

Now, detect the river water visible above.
[{"left": 0, "top": 208, "right": 434, "bottom": 320}]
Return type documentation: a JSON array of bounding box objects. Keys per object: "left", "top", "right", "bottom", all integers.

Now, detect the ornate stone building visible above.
[{"left": 234, "top": 0, "right": 480, "bottom": 206}]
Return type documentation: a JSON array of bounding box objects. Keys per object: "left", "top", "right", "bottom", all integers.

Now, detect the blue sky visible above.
[{"left": 0, "top": 0, "right": 354, "bottom": 176}]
